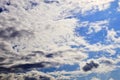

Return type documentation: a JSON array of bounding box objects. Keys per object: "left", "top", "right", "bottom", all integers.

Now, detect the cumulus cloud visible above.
[
  {"left": 47, "top": 56, "right": 120, "bottom": 79},
  {"left": 0, "top": 70, "right": 55, "bottom": 80},
  {"left": 0, "top": 0, "right": 119, "bottom": 79},
  {"left": 0, "top": 0, "right": 115, "bottom": 54},
  {"left": 60, "top": 0, "right": 114, "bottom": 15}
]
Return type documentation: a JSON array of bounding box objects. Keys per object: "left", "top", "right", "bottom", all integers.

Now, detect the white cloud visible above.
[
  {"left": 106, "top": 29, "right": 117, "bottom": 42},
  {"left": 117, "top": 1, "right": 120, "bottom": 12},
  {"left": 89, "top": 20, "right": 108, "bottom": 33},
  {"left": 77, "top": 20, "right": 109, "bottom": 35},
  {"left": 0, "top": 0, "right": 115, "bottom": 54},
  {"left": 0, "top": 70, "right": 55, "bottom": 80},
  {"left": 62, "top": 0, "right": 114, "bottom": 15},
  {"left": 107, "top": 29, "right": 120, "bottom": 44},
  {"left": 94, "top": 63, "right": 116, "bottom": 73},
  {"left": 91, "top": 77, "right": 101, "bottom": 80},
  {"left": 0, "top": 0, "right": 119, "bottom": 80},
  {"left": 109, "top": 78, "right": 115, "bottom": 80}
]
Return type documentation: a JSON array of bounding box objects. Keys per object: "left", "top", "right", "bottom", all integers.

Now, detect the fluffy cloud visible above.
[
  {"left": 60, "top": 0, "right": 114, "bottom": 15},
  {"left": 0, "top": 0, "right": 119, "bottom": 80},
  {"left": 0, "top": 70, "right": 55, "bottom": 80}
]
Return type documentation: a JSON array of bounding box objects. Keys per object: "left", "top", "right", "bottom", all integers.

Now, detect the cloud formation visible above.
[
  {"left": 0, "top": 0, "right": 120, "bottom": 79},
  {"left": 82, "top": 61, "right": 99, "bottom": 72},
  {"left": 0, "top": 70, "right": 55, "bottom": 80}
]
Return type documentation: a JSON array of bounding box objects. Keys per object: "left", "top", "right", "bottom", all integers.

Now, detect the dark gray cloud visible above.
[
  {"left": 24, "top": 77, "right": 37, "bottom": 80},
  {"left": 44, "top": 0, "right": 59, "bottom": 4},
  {"left": 0, "top": 6, "right": 9, "bottom": 13},
  {"left": 0, "top": 57, "right": 5, "bottom": 62},
  {"left": 0, "top": 63, "right": 43, "bottom": 73},
  {"left": 0, "top": 61, "right": 58, "bottom": 73},
  {"left": 0, "top": 71, "right": 55, "bottom": 80},
  {"left": 0, "top": 27, "right": 21, "bottom": 39},
  {"left": 82, "top": 61, "right": 99, "bottom": 72},
  {"left": 31, "top": 51, "right": 45, "bottom": 55},
  {"left": 0, "top": 7, "right": 3, "bottom": 13},
  {"left": 39, "top": 75, "right": 52, "bottom": 80},
  {"left": 100, "top": 60, "right": 113, "bottom": 65},
  {"left": 45, "top": 53, "right": 54, "bottom": 58},
  {"left": 0, "top": 67, "right": 11, "bottom": 73},
  {"left": 25, "top": 1, "right": 39, "bottom": 10},
  {"left": 0, "top": 27, "right": 33, "bottom": 40},
  {"left": 11, "top": 62, "right": 48, "bottom": 70}
]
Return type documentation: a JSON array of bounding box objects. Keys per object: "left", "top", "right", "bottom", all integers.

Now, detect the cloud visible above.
[
  {"left": 117, "top": 1, "right": 120, "bottom": 12},
  {"left": 0, "top": 0, "right": 115, "bottom": 54},
  {"left": 0, "top": 57, "right": 5, "bottom": 62},
  {"left": 0, "top": 7, "right": 4, "bottom": 13},
  {"left": 106, "top": 28, "right": 120, "bottom": 44},
  {"left": 89, "top": 20, "right": 108, "bottom": 33},
  {"left": 58, "top": 0, "right": 114, "bottom": 15},
  {"left": 0, "top": 61, "right": 58, "bottom": 73},
  {"left": 44, "top": 0, "right": 59, "bottom": 4},
  {"left": 91, "top": 77, "right": 101, "bottom": 80},
  {"left": 82, "top": 61, "right": 99, "bottom": 72},
  {"left": 47, "top": 56, "right": 119, "bottom": 79},
  {"left": 0, "top": 27, "right": 23, "bottom": 39},
  {"left": 0, "top": 70, "right": 55, "bottom": 80},
  {"left": 0, "top": 0, "right": 119, "bottom": 79}
]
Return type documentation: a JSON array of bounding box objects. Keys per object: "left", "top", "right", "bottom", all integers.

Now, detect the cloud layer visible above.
[{"left": 0, "top": 0, "right": 120, "bottom": 79}]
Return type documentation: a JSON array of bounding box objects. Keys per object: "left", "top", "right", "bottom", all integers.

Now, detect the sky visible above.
[{"left": 0, "top": 0, "right": 120, "bottom": 80}]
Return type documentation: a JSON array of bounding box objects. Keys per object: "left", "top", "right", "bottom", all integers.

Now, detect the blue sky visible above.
[
  {"left": 39, "top": 0, "right": 120, "bottom": 79},
  {"left": 1, "top": 0, "right": 120, "bottom": 80}
]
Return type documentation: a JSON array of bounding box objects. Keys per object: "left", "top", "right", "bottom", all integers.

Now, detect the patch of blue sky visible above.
[
  {"left": 116, "top": 61, "right": 120, "bottom": 65},
  {"left": 76, "top": 0, "right": 118, "bottom": 21},
  {"left": 71, "top": 68, "right": 120, "bottom": 80},
  {"left": 115, "top": 31, "right": 120, "bottom": 38},
  {"left": 110, "top": 48, "right": 120, "bottom": 58},
  {"left": 110, "top": 68, "right": 120, "bottom": 80},
  {"left": 70, "top": 45, "right": 85, "bottom": 49},
  {"left": 39, "top": 64, "right": 80, "bottom": 73},
  {"left": 85, "top": 48, "right": 120, "bottom": 60},
  {"left": 71, "top": 0, "right": 120, "bottom": 31},
  {"left": 75, "top": 27, "right": 107, "bottom": 44},
  {"left": 108, "top": 0, "right": 120, "bottom": 31},
  {"left": 85, "top": 51, "right": 110, "bottom": 60}
]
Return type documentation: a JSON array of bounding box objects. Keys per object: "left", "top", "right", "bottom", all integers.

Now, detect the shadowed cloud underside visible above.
[{"left": 0, "top": 0, "right": 120, "bottom": 80}]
